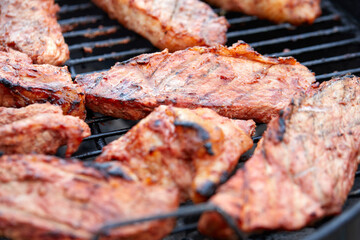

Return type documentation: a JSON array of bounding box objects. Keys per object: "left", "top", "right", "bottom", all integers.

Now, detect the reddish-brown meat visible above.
[
  {"left": 205, "top": 0, "right": 321, "bottom": 25},
  {"left": 91, "top": 0, "right": 229, "bottom": 52},
  {"left": 0, "top": 48, "right": 86, "bottom": 119},
  {"left": 0, "top": 154, "right": 178, "bottom": 240},
  {"left": 75, "top": 41, "right": 315, "bottom": 123},
  {"left": 0, "top": 104, "right": 90, "bottom": 157},
  {"left": 0, "top": 0, "right": 69, "bottom": 65},
  {"left": 198, "top": 75, "right": 360, "bottom": 238},
  {"left": 0, "top": 102, "right": 62, "bottom": 125},
  {"left": 96, "top": 106, "right": 255, "bottom": 203}
]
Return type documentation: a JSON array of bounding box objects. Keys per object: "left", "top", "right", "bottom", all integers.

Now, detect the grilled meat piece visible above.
[
  {"left": 0, "top": 104, "right": 90, "bottom": 157},
  {"left": 198, "top": 75, "right": 360, "bottom": 238},
  {"left": 75, "top": 41, "right": 315, "bottom": 123},
  {"left": 205, "top": 0, "right": 321, "bottom": 25},
  {"left": 0, "top": 102, "right": 61, "bottom": 125},
  {"left": 0, "top": 154, "right": 178, "bottom": 240},
  {"left": 0, "top": 48, "right": 86, "bottom": 119},
  {"left": 0, "top": 0, "right": 69, "bottom": 65},
  {"left": 91, "top": 0, "right": 229, "bottom": 52},
  {"left": 96, "top": 106, "right": 255, "bottom": 203}
]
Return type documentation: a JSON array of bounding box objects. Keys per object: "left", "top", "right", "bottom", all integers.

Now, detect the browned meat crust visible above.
[
  {"left": 96, "top": 106, "right": 255, "bottom": 203},
  {"left": 0, "top": 0, "right": 69, "bottom": 65},
  {"left": 91, "top": 0, "right": 229, "bottom": 52},
  {"left": 75, "top": 41, "right": 315, "bottom": 123},
  {"left": 205, "top": 0, "right": 321, "bottom": 25},
  {"left": 0, "top": 104, "right": 90, "bottom": 157},
  {"left": 0, "top": 155, "right": 178, "bottom": 240},
  {"left": 0, "top": 48, "right": 86, "bottom": 119},
  {"left": 198, "top": 75, "right": 360, "bottom": 238}
]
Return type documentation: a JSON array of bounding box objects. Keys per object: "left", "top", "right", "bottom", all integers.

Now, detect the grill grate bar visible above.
[
  {"left": 227, "top": 14, "right": 339, "bottom": 38},
  {"left": 227, "top": 16, "right": 258, "bottom": 24},
  {"left": 170, "top": 223, "right": 198, "bottom": 234},
  {"left": 85, "top": 116, "right": 116, "bottom": 124},
  {"left": 71, "top": 69, "right": 104, "bottom": 78},
  {"left": 249, "top": 25, "right": 354, "bottom": 48},
  {"left": 315, "top": 67, "right": 360, "bottom": 80},
  {"left": 58, "top": 15, "right": 103, "bottom": 27},
  {"left": 83, "top": 128, "right": 131, "bottom": 141},
  {"left": 302, "top": 52, "right": 360, "bottom": 67},
  {"left": 68, "top": 37, "right": 132, "bottom": 51},
  {"left": 348, "top": 189, "right": 360, "bottom": 197},
  {"left": 58, "top": 3, "right": 93, "bottom": 14},
  {"left": 270, "top": 38, "right": 358, "bottom": 57},
  {"left": 63, "top": 26, "right": 120, "bottom": 38},
  {"left": 73, "top": 150, "right": 103, "bottom": 159},
  {"left": 66, "top": 48, "right": 151, "bottom": 66}
]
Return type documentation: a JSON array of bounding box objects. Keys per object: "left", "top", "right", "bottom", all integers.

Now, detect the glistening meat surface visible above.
[
  {"left": 96, "top": 106, "right": 255, "bottom": 203},
  {"left": 76, "top": 42, "right": 315, "bottom": 123},
  {"left": 0, "top": 155, "right": 178, "bottom": 240},
  {"left": 198, "top": 75, "right": 360, "bottom": 239},
  {"left": 0, "top": 104, "right": 90, "bottom": 157},
  {"left": 0, "top": 0, "right": 69, "bottom": 65},
  {"left": 205, "top": 0, "right": 321, "bottom": 25},
  {"left": 0, "top": 48, "right": 86, "bottom": 119},
  {"left": 91, "top": 0, "right": 228, "bottom": 52}
]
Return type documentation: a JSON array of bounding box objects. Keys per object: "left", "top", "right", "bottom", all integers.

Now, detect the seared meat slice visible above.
[
  {"left": 96, "top": 106, "right": 255, "bottom": 203},
  {"left": 198, "top": 75, "right": 360, "bottom": 238},
  {"left": 91, "top": 0, "right": 228, "bottom": 52},
  {"left": 0, "top": 102, "right": 61, "bottom": 125},
  {"left": 75, "top": 41, "right": 315, "bottom": 123},
  {"left": 205, "top": 0, "right": 321, "bottom": 25},
  {"left": 0, "top": 0, "right": 69, "bottom": 65},
  {"left": 0, "top": 48, "right": 86, "bottom": 119},
  {"left": 0, "top": 104, "right": 90, "bottom": 157},
  {"left": 0, "top": 155, "right": 178, "bottom": 240}
]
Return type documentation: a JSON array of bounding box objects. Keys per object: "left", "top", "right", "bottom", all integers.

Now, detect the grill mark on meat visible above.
[
  {"left": 167, "top": 0, "right": 180, "bottom": 31},
  {"left": 196, "top": 181, "right": 217, "bottom": 198},
  {"left": 68, "top": 100, "right": 81, "bottom": 115},
  {"left": 276, "top": 110, "right": 286, "bottom": 142},
  {"left": 83, "top": 162, "right": 133, "bottom": 181},
  {"left": 154, "top": 53, "right": 200, "bottom": 89},
  {"left": 174, "top": 121, "right": 210, "bottom": 142},
  {"left": 149, "top": 53, "right": 171, "bottom": 80},
  {"left": 174, "top": 120, "right": 214, "bottom": 156}
]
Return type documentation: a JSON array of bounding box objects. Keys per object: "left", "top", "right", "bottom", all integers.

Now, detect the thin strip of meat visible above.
[
  {"left": 96, "top": 105, "right": 255, "bottom": 203},
  {"left": 0, "top": 154, "right": 178, "bottom": 240},
  {"left": 0, "top": 0, "right": 69, "bottom": 65},
  {"left": 0, "top": 47, "right": 86, "bottom": 119},
  {"left": 91, "top": 0, "right": 229, "bottom": 52},
  {"left": 0, "top": 104, "right": 90, "bottom": 157},
  {"left": 198, "top": 75, "right": 360, "bottom": 239},
  {"left": 205, "top": 0, "right": 321, "bottom": 25},
  {"left": 75, "top": 41, "right": 315, "bottom": 123}
]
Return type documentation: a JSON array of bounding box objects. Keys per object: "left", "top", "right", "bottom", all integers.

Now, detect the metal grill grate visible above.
[{"left": 9, "top": 0, "right": 360, "bottom": 239}]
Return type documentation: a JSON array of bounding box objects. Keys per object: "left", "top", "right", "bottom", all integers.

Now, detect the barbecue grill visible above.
[{"left": 4, "top": 0, "right": 360, "bottom": 239}]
